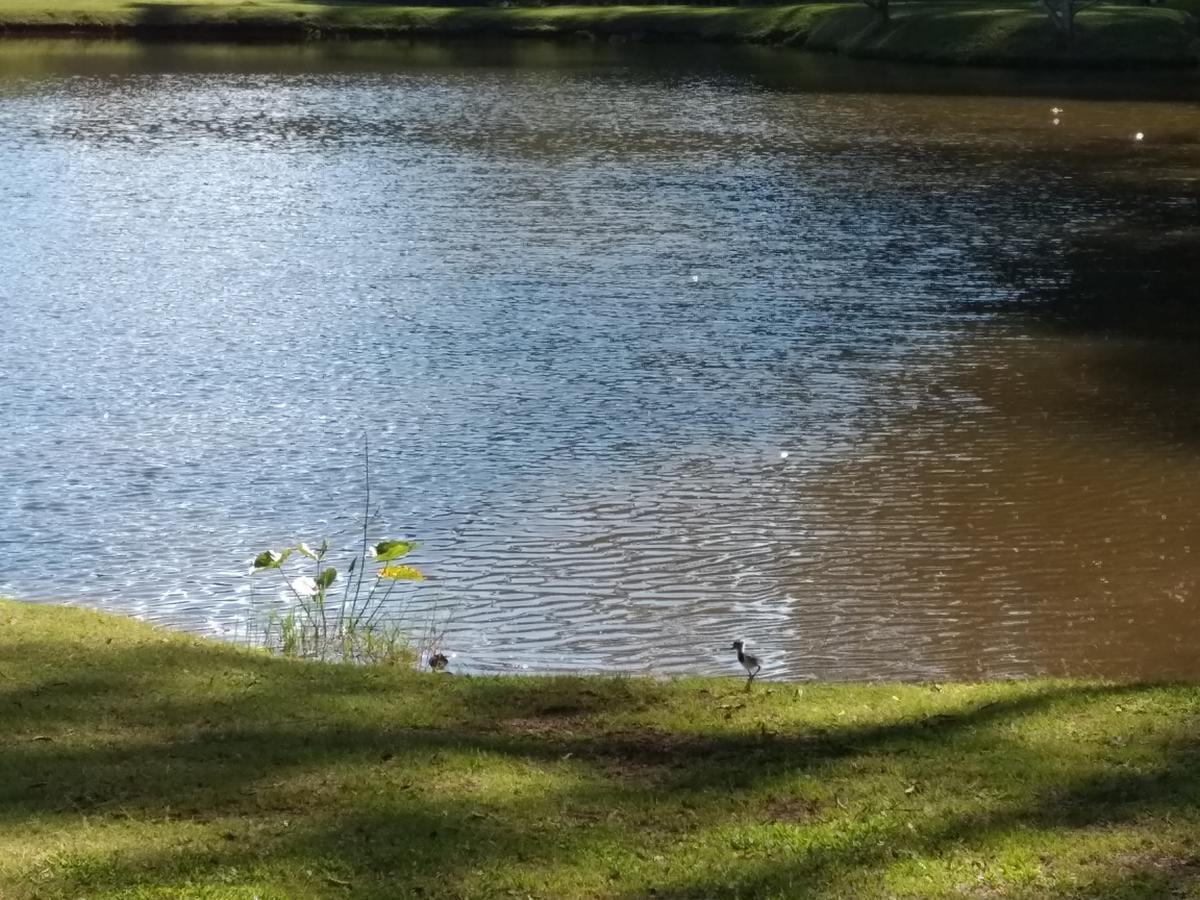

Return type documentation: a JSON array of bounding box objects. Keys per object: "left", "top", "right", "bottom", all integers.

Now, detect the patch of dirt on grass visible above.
[
  {"left": 761, "top": 795, "right": 821, "bottom": 824},
  {"left": 1113, "top": 850, "right": 1200, "bottom": 879},
  {"left": 491, "top": 721, "right": 716, "bottom": 781},
  {"left": 584, "top": 731, "right": 703, "bottom": 782},
  {"left": 498, "top": 716, "right": 590, "bottom": 739}
]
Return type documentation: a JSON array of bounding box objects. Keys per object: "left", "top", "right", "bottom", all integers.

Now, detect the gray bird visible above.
[{"left": 730, "top": 640, "right": 761, "bottom": 682}]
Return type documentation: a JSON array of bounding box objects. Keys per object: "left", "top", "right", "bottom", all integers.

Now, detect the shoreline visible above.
[{"left": 0, "top": 2, "right": 1197, "bottom": 69}]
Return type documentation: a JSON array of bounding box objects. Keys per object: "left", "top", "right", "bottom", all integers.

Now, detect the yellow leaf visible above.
[{"left": 379, "top": 565, "right": 424, "bottom": 581}]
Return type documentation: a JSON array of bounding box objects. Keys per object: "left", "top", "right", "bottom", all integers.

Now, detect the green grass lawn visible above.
[
  {"left": 0, "top": 0, "right": 1196, "bottom": 66},
  {"left": 2, "top": 598, "right": 1200, "bottom": 898}
]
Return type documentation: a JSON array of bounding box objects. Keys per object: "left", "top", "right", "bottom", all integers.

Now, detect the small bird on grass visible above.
[
  {"left": 730, "top": 639, "right": 762, "bottom": 682},
  {"left": 429, "top": 652, "right": 449, "bottom": 672}
]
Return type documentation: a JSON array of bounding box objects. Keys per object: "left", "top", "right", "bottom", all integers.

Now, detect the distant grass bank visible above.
[
  {"left": 3, "top": 598, "right": 1200, "bottom": 898},
  {"left": 0, "top": 0, "right": 1197, "bottom": 66}
]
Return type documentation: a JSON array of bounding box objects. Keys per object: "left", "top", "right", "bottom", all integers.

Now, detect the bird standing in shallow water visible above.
[{"left": 730, "top": 640, "right": 761, "bottom": 682}]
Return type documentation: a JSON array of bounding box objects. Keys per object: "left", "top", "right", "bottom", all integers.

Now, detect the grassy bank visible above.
[
  {"left": 0, "top": 0, "right": 1197, "bottom": 66},
  {"left": 2, "top": 599, "right": 1200, "bottom": 897}
]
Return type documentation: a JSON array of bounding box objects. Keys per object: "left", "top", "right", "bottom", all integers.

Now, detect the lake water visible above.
[{"left": 2, "top": 39, "right": 1199, "bottom": 679}]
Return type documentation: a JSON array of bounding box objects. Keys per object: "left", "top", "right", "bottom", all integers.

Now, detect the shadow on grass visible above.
[
  {"left": 1061, "top": 858, "right": 1200, "bottom": 900},
  {"left": 633, "top": 735, "right": 1200, "bottom": 898},
  {"left": 4, "top": 626, "right": 1199, "bottom": 896}
]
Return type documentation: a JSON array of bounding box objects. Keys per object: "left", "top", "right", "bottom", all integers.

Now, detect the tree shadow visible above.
[
  {"left": 628, "top": 704, "right": 1200, "bottom": 898},
  {"left": 980, "top": 189, "right": 1200, "bottom": 449},
  {"left": 5, "top": 626, "right": 1195, "bottom": 895},
  {"left": 1061, "top": 856, "right": 1200, "bottom": 899}
]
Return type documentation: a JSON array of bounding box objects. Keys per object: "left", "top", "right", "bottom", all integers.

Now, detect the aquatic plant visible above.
[{"left": 247, "top": 440, "right": 429, "bottom": 665}]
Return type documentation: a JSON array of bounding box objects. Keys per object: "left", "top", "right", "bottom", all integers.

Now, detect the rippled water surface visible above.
[{"left": 2, "top": 40, "right": 1199, "bottom": 678}]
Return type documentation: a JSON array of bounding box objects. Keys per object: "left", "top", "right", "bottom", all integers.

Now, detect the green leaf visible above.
[
  {"left": 251, "top": 549, "right": 291, "bottom": 571},
  {"left": 370, "top": 540, "right": 419, "bottom": 562},
  {"left": 316, "top": 567, "right": 337, "bottom": 590},
  {"left": 297, "top": 543, "right": 318, "bottom": 560}
]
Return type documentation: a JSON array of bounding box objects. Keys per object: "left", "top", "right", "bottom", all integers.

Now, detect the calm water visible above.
[{"left": 2, "top": 40, "right": 1199, "bottom": 679}]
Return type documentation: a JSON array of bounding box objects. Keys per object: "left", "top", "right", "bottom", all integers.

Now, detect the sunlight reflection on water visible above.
[{"left": 2, "top": 41, "right": 1199, "bottom": 679}]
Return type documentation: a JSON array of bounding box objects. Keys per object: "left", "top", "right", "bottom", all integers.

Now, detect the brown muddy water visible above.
[{"left": 1, "top": 39, "right": 1198, "bottom": 679}]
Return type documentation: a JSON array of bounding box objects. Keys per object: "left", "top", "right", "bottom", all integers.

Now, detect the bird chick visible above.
[{"left": 730, "top": 639, "right": 762, "bottom": 682}]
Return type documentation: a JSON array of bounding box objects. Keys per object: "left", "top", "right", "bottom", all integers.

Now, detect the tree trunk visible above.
[
  {"left": 864, "top": 0, "right": 890, "bottom": 23},
  {"left": 1042, "top": 0, "right": 1076, "bottom": 41}
]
